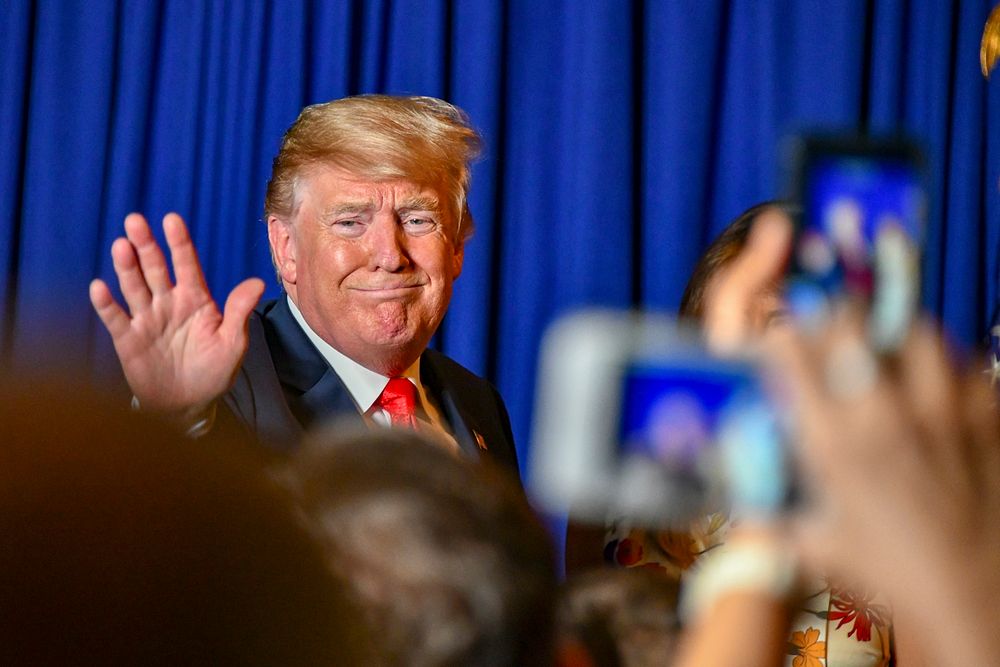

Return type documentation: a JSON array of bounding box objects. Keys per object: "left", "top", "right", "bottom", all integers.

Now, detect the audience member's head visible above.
[
  {"left": 0, "top": 379, "right": 367, "bottom": 665},
  {"left": 278, "top": 426, "right": 557, "bottom": 666},
  {"left": 555, "top": 568, "right": 682, "bottom": 667},
  {"left": 680, "top": 201, "right": 795, "bottom": 334}
]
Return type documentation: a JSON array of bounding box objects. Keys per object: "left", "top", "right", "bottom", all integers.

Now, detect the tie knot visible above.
[{"left": 375, "top": 378, "right": 419, "bottom": 429}]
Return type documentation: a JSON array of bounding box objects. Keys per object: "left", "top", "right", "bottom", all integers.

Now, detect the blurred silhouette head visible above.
[
  {"left": 0, "top": 379, "right": 368, "bottom": 665},
  {"left": 554, "top": 568, "right": 681, "bottom": 667},
  {"left": 278, "top": 425, "right": 557, "bottom": 666}
]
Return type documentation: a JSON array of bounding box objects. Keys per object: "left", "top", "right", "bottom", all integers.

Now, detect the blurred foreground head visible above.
[
  {"left": 0, "top": 379, "right": 367, "bottom": 665},
  {"left": 555, "top": 568, "right": 681, "bottom": 667},
  {"left": 279, "top": 426, "right": 558, "bottom": 666}
]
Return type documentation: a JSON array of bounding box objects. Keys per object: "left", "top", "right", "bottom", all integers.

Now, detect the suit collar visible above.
[
  {"left": 260, "top": 297, "right": 361, "bottom": 428},
  {"left": 261, "top": 297, "right": 330, "bottom": 394}
]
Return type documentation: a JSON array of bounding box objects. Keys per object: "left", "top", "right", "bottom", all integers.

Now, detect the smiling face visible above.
[{"left": 268, "top": 165, "right": 464, "bottom": 375}]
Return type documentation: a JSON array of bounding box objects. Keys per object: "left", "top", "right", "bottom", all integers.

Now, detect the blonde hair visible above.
[{"left": 264, "top": 95, "right": 483, "bottom": 243}]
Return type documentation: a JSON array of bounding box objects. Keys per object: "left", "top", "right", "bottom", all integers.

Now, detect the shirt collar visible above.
[{"left": 285, "top": 295, "right": 422, "bottom": 413}]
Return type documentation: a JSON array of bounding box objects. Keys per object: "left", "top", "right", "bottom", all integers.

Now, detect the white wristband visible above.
[{"left": 680, "top": 542, "right": 797, "bottom": 624}]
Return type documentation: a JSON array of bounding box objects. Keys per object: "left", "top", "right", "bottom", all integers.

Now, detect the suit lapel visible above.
[
  {"left": 294, "top": 369, "right": 362, "bottom": 430},
  {"left": 421, "top": 351, "right": 483, "bottom": 460},
  {"left": 262, "top": 298, "right": 363, "bottom": 432}
]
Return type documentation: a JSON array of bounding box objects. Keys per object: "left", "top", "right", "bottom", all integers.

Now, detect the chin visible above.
[
  {"left": 368, "top": 306, "right": 439, "bottom": 344},
  {"left": 362, "top": 339, "right": 425, "bottom": 376},
  {"left": 359, "top": 321, "right": 422, "bottom": 355}
]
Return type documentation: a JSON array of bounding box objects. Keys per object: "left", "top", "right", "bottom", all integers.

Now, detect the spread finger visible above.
[
  {"left": 89, "top": 279, "right": 132, "bottom": 340},
  {"left": 124, "top": 213, "right": 173, "bottom": 295},
  {"left": 163, "top": 213, "right": 209, "bottom": 291},
  {"left": 110, "top": 237, "right": 151, "bottom": 313}
]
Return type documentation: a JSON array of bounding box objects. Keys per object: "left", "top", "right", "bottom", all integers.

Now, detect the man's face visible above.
[{"left": 268, "top": 165, "right": 464, "bottom": 375}]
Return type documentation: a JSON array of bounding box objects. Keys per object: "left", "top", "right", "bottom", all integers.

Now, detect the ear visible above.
[
  {"left": 451, "top": 241, "right": 464, "bottom": 279},
  {"left": 267, "top": 216, "right": 298, "bottom": 285}
]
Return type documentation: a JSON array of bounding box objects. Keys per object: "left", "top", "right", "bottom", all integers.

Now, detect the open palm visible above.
[{"left": 90, "top": 213, "right": 264, "bottom": 420}]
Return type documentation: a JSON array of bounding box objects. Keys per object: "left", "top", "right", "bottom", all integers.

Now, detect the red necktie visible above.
[{"left": 374, "top": 378, "right": 420, "bottom": 429}]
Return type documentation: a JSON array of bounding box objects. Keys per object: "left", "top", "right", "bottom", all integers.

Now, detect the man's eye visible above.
[
  {"left": 332, "top": 219, "right": 365, "bottom": 237},
  {"left": 402, "top": 217, "right": 436, "bottom": 235}
]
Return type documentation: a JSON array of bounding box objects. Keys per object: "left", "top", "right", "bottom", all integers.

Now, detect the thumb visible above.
[
  {"left": 219, "top": 277, "right": 265, "bottom": 344},
  {"left": 704, "top": 210, "right": 792, "bottom": 356}
]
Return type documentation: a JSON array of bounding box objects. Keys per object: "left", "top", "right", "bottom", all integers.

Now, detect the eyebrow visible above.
[
  {"left": 320, "top": 195, "right": 442, "bottom": 218},
  {"left": 323, "top": 202, "right": 374, "bottom": 217},
  {"left": 396, "top": 195, "right": 441, "bottom": 212}
]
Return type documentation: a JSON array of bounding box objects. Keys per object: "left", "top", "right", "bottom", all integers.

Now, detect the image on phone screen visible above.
[
  {"left": 619, "top": 363, "right": 749, "bottom": 467},
  {"left": 789, "top": 140, "right": 926, "bottom": 349},
  {"left": 617, "top": 361, "right": 789, "bottom": 517}
]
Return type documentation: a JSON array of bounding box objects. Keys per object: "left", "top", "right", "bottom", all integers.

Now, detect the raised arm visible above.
[
  {"left": 89, "top": 212, "right": 265, "bottom": 424},
  {"left": 771, "top": 314, "right": 1000, "bottom": 667}
]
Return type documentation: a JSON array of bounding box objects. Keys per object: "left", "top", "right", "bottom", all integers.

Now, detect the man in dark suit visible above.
[{"left": 89, "top": 95, "right": 518, "bottom": 475}]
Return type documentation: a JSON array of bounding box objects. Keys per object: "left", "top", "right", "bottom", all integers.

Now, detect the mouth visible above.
[{"left": 350, "top": 284, "right": 424, "bottom": 299}]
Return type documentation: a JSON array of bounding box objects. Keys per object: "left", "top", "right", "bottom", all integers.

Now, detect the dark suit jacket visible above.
[{"left": 221, "top": 298, "right": 520, "bottom": 478}]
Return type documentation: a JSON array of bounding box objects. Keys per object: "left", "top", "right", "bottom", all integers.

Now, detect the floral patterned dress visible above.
[{"left": 604, "top": 516, "right": 892, "bottom": 667}]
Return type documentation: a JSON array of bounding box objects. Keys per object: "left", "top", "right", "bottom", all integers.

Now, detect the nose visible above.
[{"left": 366, "top": 214, "right": 410, "bottom": 272}]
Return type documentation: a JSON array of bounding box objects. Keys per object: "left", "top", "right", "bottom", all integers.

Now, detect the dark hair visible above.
[
  {"left": 0, "top": 379, "right": 367, "bottom": 665},
  {"left": 278, "top": 425, "right": 558, "bottom": 667},
  {"left": 555, "top": 568, "right": 681, "bottom": 667},
  {"left": 679, "top": 201, "right": 794, "bottom": 321}
]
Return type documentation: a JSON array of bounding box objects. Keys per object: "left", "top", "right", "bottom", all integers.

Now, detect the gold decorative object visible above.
[{"left": 982, "top": 3, "right": 1000, "bottom": 78}]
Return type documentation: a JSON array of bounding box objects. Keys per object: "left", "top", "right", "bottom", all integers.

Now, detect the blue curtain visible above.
[{"left": 2, "top": 0, "right": 998, "bottom": 474}]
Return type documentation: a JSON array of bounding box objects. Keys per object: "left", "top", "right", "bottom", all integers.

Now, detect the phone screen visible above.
[
  {"left": 618, "top": 360, "right": 789, "bottom": 516},
  {"left": 528, "top": 310, "right": 793, "bottom": 525},
  {"left": 789, "top": 139, "right": 926, "bottom": 349},
  {"left": 619, "top": 363, "right": 749, "bottom": 467}
]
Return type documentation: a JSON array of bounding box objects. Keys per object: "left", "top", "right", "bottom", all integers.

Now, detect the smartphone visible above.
[
  {"left": 529, "top": 310, "right": 792, "bottom": 527},
  {"left": 786, "top": 135, "right": 926, "bottom": 350}
]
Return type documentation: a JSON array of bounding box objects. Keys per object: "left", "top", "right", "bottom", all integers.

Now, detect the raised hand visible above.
[
  {"left": 770, "top": 315, "right": 1000, "bottom": 667},
  {"left": 89, "top": 213, "right": 265, "bottom": 422},
  {"left": 702, "top": 208, "right": 792, "bottom": 356}
]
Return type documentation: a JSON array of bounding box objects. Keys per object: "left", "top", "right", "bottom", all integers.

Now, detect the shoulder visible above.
[
  {"left": 421, "top": 348, "right": 511, "bottom": 417},
  {"left": 243, "top": 299, "right": 281, "bottom": 365},
  {"left": 423, "top": 348, "right": 495, "bottom": 391},
  {"left": 224, "top": 301, "right": 285, "bottom": 432},
  {"left": 421, "top": 349, "right": 520, "bottom": 476},
  {"left": 251, "top": 298, "right": 284, "bottom": 336}
]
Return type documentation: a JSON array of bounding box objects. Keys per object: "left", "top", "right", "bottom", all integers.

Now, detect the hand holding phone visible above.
[{"left": 529, "top": 311, "right": 792, "bottom": 527}]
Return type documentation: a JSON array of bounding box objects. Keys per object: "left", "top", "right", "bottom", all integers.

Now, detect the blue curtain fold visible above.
[{"left": 2, "top": 0, "right": 998, "bottom": 475}]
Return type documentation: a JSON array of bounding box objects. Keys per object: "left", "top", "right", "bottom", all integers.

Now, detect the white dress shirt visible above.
[{"left": 286, "top": 296, "right": 458, "bottom": 452}]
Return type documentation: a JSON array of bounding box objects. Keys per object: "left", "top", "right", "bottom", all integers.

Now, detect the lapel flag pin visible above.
[{"left": 473, "top": 430, "right": 488, "bottom": 451}]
